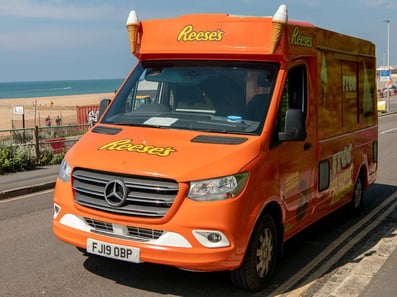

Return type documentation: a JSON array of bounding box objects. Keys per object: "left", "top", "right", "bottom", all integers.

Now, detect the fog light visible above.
[
  {"left": 193, "top": 230, "right": 230, "bottom": 248},
  {"left": 207, "top": 232, "right": 222, "bottom": 243},
  {"left": 53, "top": 203, "right": 61, "bottom": 219}
]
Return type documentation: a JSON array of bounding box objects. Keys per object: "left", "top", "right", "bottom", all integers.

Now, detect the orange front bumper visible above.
[{"left": 52, "top": 179, "right": 253, "bottom": 271}]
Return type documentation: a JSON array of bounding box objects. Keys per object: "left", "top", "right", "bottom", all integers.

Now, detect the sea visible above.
[{"left": 0, "top": 79, "right": 124, "bottom": 99}]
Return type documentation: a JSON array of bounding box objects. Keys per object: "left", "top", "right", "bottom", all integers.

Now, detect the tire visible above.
[
  {"left": 230, "top": 214, "right": 279, "bottom": 291},
  {"left": 76, "top": 246, "right": 87, "bottom": 254},
  {"left": 350, "top": 173, "right": 364, "bottom": 216}
]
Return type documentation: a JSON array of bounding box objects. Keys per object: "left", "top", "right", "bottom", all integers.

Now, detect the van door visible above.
[{"left": 272, "top": 63, "right": 316, "bottom": 237}]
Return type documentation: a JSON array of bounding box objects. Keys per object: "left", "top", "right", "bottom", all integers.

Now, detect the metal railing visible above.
[{"left": 0, "top": 124, "right": 90, "bottom": 161}]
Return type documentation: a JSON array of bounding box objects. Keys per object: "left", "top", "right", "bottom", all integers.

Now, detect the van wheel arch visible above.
[{"left": 230, "top": 202, "right": 283, "bottom": 291}]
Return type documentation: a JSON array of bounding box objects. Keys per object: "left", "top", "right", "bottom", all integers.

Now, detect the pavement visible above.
[
  {"left": 360, "top": 246, "right": 397, "bottom": 297},
  {"left": 0, "top": 164, "right": 60, "bottom": 199},
  {"left": 0, "top": 164, "right": 396, "bottom": 296}
]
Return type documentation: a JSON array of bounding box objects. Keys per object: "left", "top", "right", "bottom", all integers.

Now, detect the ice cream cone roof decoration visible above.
[
  {"left": 273, "top": 4, "right": 288, "bottom": 23},
  {"left": 126, "top": 10, "right": 139, "bottom": 25},
  {"left": 270, "top": 4, "right": 288, "bottom": 54},
  {"left": 126, "top": 10, "right": 140, "bottom": 54}
]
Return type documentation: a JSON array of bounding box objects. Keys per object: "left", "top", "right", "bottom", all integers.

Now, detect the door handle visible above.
[{"left": 304, "top": 142, "right": 312, "bottom": 151}]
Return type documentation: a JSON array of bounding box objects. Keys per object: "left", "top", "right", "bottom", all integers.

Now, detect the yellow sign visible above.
[
  {"left": 98, "top": 139, "right": 176, "bottom": 157},
  {"left": 291, "top": 27, "right": 313, "bottom": 48},
  {"left": 177, "top": 25, "right": 224, "bottom": 42}
]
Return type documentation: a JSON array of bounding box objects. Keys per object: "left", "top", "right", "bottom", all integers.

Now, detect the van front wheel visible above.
[{"left": 230, "top": 214, "right": 278, "bottom": 291}]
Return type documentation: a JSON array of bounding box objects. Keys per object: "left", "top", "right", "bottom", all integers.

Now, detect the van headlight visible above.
[
  {"left": 58, "top": 159, "right": 72, "bottom": 182},
  {"left": 188, "top": 172, "right": 248, "bottom": 201}
]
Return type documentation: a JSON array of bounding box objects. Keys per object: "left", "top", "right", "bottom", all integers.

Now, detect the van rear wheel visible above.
[
  {"left": 350, "top": 174, "right": 364, "bottom": 216},
  {"left": 230, "top": 214, "right": 278, "bottom": 291}
]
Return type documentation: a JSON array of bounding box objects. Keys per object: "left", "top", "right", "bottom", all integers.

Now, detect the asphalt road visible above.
[{"left": 1, "top": 114, "right": 397, "bottom": 297}]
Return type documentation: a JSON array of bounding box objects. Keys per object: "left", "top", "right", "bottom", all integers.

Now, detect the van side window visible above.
[{"left": 274, "top": 64, "right": 307, "bottom": 140}]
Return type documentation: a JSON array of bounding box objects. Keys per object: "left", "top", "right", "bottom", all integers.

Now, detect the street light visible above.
[{"left": 384, "top": 20, "right": 390, "bottom": 112}]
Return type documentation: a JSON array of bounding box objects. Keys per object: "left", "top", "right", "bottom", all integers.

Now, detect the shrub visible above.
[
  {"left": 0, "top": 145, "right": 65, "bottom": 174},
  {"left": 14, "top": 146, "right": 36, "bottom": 170},
  {"left": 0, "top": 146, "right": 35, "bottom": 174},
  {"left": 38, "top": 148, "right": 66, "bottom": 166}
]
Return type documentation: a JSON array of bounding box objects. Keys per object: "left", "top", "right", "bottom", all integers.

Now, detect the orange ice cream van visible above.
[{"left": 53, "top": 5, "right": 378, "bottom": 291}]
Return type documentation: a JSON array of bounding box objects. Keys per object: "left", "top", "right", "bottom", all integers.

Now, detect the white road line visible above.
[
  {"left": 312, "top": 205, "right": 397, "bottom": 296},
  {"left": 271, "top": 190, "right": 397, "bottom": 297},
  {"left": 380, "top": 127, "right": 397, "bottom": 134}
]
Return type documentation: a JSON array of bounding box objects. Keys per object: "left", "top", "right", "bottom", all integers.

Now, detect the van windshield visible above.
[{"left": 101, "top": 61, "right": 279, "bottom": 135}]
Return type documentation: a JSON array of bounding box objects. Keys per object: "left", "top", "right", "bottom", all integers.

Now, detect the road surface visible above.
[{"left": 1, "top": 114, "right": 397, "bottom": 297}]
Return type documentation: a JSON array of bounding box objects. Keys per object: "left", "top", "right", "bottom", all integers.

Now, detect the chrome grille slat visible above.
[
  {"left": 85, "top": 218, "right": 113, "bottom": 232},
  {"left": 73, "top": 168, "right": 178, "bottom": 218},
  {"left": 77, "top": 195, "right": 168, "bottom": 216},
  {"left": 126, "top": 191, "right": 175, "bottom": 204},
  {"left": 73, "top": 175, "right": 109, "bottom": 185},
  {"left": 124, "top": 181, "right": 179, "bottom": 192},
  {"left": 84, "top": 218, "right": 164, "bottom": 241},
  {"left": 73, "top": 180, "right": 104, "bottom": 197},
  {"left": 127, "top": 226, "right": 163, "bottom": 239}
]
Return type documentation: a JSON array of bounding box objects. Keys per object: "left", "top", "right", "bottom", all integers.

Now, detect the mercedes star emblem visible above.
[{"left": 104, "top": 179, "right": 128, "bottom": 207}]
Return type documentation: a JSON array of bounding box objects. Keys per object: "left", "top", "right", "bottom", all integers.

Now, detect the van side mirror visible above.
[
  {"left": 98, "top": 98, "right": 111, "bottom": 119},
  {"left": 278, "top": 109, "right": 306, "bottom": 142}
]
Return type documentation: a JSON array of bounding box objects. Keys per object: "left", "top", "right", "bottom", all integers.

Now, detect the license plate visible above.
[{"left": 87, "top": 239, "right": 140, "bottom": 263}]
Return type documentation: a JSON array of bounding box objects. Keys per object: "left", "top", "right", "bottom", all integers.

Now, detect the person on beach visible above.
[
  {"left": 45, "top": 116, "right": 51, "bottom": 127},
  {"left": 56, "top": 115, "right": 62, "bottom": 126}
]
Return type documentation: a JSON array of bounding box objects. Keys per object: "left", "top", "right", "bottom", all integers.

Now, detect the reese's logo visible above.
[
  {"left": 291, "top": 27, "right": 313, "bottom": 48},
  {"left": 98, "top": 139, "right": 176, "bottom": 157},
  {"left": 177, "top": 25, "right": 224, "bottom": 42}
]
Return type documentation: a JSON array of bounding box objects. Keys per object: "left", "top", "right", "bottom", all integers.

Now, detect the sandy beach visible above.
[{"left": 0, "top": 93, "right": 114, "bottom": 130}]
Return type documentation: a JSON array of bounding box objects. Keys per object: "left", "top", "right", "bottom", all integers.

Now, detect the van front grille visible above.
[{"left": 73, "top": 168, "right": 179, "bottom": 218}]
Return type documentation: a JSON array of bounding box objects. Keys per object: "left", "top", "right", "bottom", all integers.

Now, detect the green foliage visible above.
[
  {"left": 0, "top": 146, "right": 35, "bottom": 174},
  {"left": 13, "top": 146, "right": 36, "bottom": 170},
  {"left": 0, "top": 124, "right": 83, "bottom": 174},
  {"left": 38, "top": 148, "right": 66, "bottom": 166},
  {"left": 0, "top": 145, "right": 66, "bottom": 174},
  {"left": 12, "top": 132, "right": 33, "bottom": 144}
]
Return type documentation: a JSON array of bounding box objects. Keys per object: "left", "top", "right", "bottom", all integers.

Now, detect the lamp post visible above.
[{"left": 384, "top": 20, "right": 391, "bottom": 112}]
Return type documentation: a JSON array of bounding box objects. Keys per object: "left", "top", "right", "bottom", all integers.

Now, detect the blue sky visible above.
[{"left": 0, "top": 0, "right": 396, "bottom": 82}]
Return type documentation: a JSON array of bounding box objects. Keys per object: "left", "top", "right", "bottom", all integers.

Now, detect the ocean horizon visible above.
[{"left": 0, "top": 78, "right": 124, "bottom": 99}]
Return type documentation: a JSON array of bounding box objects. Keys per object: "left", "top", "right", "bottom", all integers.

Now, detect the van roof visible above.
[{"left": 131, "top": 13, "right": 374, "bottom": 61}]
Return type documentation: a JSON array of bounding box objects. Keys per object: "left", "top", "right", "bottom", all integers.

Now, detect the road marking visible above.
[
  {"left": 0, "top": 189, "right": 54, "bottom": 204},
  {"left": 311, "top": 208, "right": 397, "bottom": 296},
  {"left": 272, "top": 190, "right": 397, "bottom": 297},
  {"left": 380, "top": 127, "right": 397, "bottom": 134}
]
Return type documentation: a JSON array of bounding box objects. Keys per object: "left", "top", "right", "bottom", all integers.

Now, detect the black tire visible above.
[
  {"left": 76, "top": 246, "right": 87, "bottom": 254},
  {"left": 350, "top": 173, "right": 364, "bottom": 216},
  {"left": 230, "top": 214, "right": 279, "bottom": 291}
]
